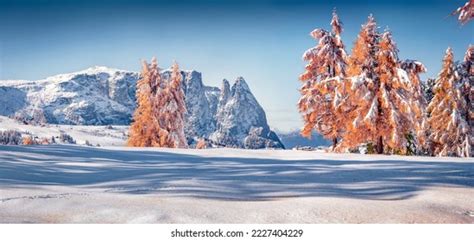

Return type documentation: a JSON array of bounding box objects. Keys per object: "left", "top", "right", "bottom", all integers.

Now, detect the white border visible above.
[{"left": 1, "top": 224, "right": 472, "bottom": 241}]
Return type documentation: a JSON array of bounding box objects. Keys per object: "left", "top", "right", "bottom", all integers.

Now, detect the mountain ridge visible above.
[{"left": 0, "top": 66, "right": 284, "bottom": 149}]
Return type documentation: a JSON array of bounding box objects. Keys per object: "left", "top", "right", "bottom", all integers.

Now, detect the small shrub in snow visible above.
[
  {"left": 22, "top": 135, "right": 36, "bottom": 145},
  {"left": 293, "top": 146, "right": 316, "bottom": 151},
  {"left": 365, "top": 143, "right": 375, "bottom": 154},
  {"left": 39, "top": 138, "right": 51, "bottom": 145},
  {"left": 195, "top": 139, "right": 207, "bottom": 149},
  {"left": 59, "top": 133, "right": 76, "bottom": 144},
  {"left": 0, "top": 130, "right": 23, "bottom": 145}
]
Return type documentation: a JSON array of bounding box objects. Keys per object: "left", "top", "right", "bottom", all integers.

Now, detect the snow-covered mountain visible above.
[
  {"left": 0, "top": 66, "right": 138, "bottom": 125},
  {"left": 209, "top": 78, "right": 284, "bottom": 149},
  {"left": 0, "top": 66, "right": 283, "bottom": 149},
  {"left": 276, "top": 130, "right": 329, "bottom": 149}
]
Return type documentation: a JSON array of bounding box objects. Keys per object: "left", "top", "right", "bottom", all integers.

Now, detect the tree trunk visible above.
[
  {"left": 332, "top": 137, "right": 338, "bottom": 149},
  {"left": 376, "top": 136, "right": 383, "bottom": 154}
]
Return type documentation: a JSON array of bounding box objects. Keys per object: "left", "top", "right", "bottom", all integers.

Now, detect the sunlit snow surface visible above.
[{"left": 0, "top": 136, "right": 473, "bottom": 223}]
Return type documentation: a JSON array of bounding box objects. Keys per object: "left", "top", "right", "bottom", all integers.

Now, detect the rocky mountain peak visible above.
[
  {"left": 219, "top": 79, "right": 231, "bottom": 104},
  {"left": 209, "top": 76, "right": 284, "bottom": 149},
  {"left": 183, "top": 70, "right": 204, "bottom": 91},
  {"left": 231, "top": 76, "right": 251, "bottom": 95},
  {"left": 0, "top": 67, "right": 284, "bottom": 149}
]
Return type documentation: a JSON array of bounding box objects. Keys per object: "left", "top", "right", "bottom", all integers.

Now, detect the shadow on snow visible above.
[{"left": 0, "top": 145, "right": 472, "bottom": 201}]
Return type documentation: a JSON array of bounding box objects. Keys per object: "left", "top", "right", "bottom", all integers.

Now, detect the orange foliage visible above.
[
  {"left": 128, "top": 58, "right": 188, "bottom": 148},
  {"left": 22, "top": 135, "right": 35, "bottom": 145},
  {"left": 161, "top": 62, "right": 188, "bottom": 148},
  {"left": 195, "top": 139, "right": 207, "bottom": 149},
  {"left": 337, "top": 29, "right": 423, "bottom": 154},
  {"left": 298, "top": 10, "right": 347, "bottom": 148},
  {"left": 128, "top": 58, "right": 169, "bottom": 147},
  {"left": 401, "top": 60, "right": 428, "bottom": 149},
  {"left": 427, "top": 48, "right": 470, "bottom": 157},
  {"left": 347, "top": 15, "right": 377, "bottom": 77},
  {"left": 39, "top": 137, "right": 51, "bottom": 145}
]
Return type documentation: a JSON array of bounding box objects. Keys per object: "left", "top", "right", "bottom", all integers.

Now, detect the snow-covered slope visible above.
[
  {"left": 0, "top": 86, "right": 27, "bottom": 116},
  {"left": 0, "top": 67, "right": 283, "bottom": 148},
  {"left": 0, "top": 66, "right": 138, "bottom": 125},
  {"left": 0, "top": 145, "right": 472, "bottom": 223},
  {"left": 0, "top": 116, "right": 128, "bottom": 146}
]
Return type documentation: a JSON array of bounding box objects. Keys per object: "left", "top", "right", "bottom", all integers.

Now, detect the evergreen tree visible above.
[
  {"left": 0, "top": 130, "right": 22, "bottom": 145},
  {"left": 427, "top": 48, "right": 470, "bottom": 157},
  {"left": 298, "top": 10, "right": 347, "bottom": 149}
]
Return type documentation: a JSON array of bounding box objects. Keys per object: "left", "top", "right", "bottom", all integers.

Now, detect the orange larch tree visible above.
[
  {"left": 427, "top": 48, "right": 470, "bottom": 157},
  {"left": 347, "top": 14, "right": 378, "bottom": 77},
  {"left": 128, "top": 58, "right": 170, "bottom": 147},
  {"left": 400, "top": 59, "right": 428, "bottom": 152},
  {"left": 161, "top": 62, "right": 188, "bottom": 148},
  {"left": 298, "top": 10, "right": 348, "bottom": 149},
  {"left": 148, "top": 57, "right": 173, "bottom": 147},
  {"left": 339, "top": 31, "right": 421, "bottom": 154},
  {"left": 334, "top": 14, "right": 380, "bottom": 153}
]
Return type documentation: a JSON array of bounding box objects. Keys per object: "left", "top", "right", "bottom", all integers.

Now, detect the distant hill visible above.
[{"left": 276, "top": 130, "right": 329, "bottom": 149}]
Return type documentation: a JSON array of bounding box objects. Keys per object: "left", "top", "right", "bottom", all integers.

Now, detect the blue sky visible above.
[{"left": 0, "top": 0, "right": 472, "bottom": 131}]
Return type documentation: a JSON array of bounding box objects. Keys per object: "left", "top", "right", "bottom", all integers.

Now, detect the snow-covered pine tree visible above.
[
  {"left": 0, "top": 130, "right": 22, "bottom": 145},
  {"left": 163, "top": 62, "right": 188, "bottom": 148},
  {"left": 298, "top": 10, "right": 347, "bottom": 149},
  {"left": 128, "top": 59, "right": 167, "bottom": 147},
  {"left": 427, "top": 47, "right": 470, "bottom": 157},
  {"left": 460, "top": 45, "right": 473, "bottom": 113},
  {"left": 400, "top": 59, "right": 428, "bottom": 152},
  {"left": 458, "top": 45, "right": 473, "bottom": 156},
  {"left": 331, "top": 9, "right": 344, "bottom": 47},
  {"left": 170, "top": 63, "right": 187, "bottom": 147},
  {"left": 373, "top": 31, "right": 418, "bottom": 153},
  {"left": 339, "top": 30, "right": 421, "bottom": 154}
]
